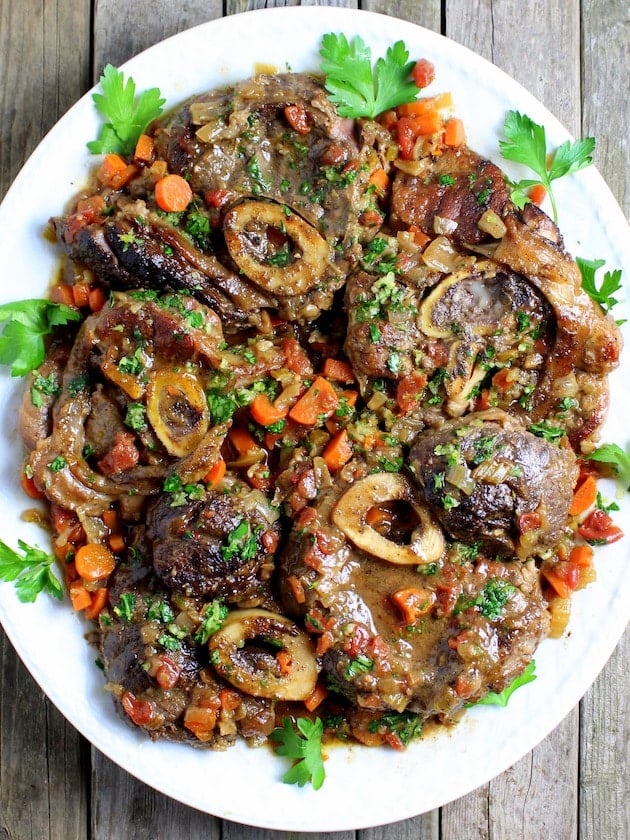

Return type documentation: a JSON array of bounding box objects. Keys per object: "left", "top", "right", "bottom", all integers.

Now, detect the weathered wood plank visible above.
[
  {"left": 93, "top": 0, "right": 222, "bottom": 77},
  {"left": 441, "top": 2, "right": 583, "bottom": 835},
  {"left": 0, "top": 3, "right": 91, "bottom": 839},
  {"left": 361, "top": 0, "right": 441, "bottom": 33}
]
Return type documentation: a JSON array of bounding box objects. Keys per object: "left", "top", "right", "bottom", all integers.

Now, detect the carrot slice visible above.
[
  {"left": 568, "top": 544, "right": 594, "bottom": 568},
  {"left": 444, "top": 118, "right": 466, "bottom": 147},
  {"left": 84, "top": 587, "right": 109, "bottom": 621},
  {"left": 204, "top": 458, "right": 226, "bottom": 488},
  {"left": 288, "top": 376, "right": 339, "bottom": 426},
  {"left": 228, "top": 427, "right": 259, "bottom": 455},
  {"left": 249, "top": 393, "right": 289, "bottom": 427},
  {"left": 322, "top": 429, "right": 353, "bottom": 472},
  {"left": 304, "top": 681, "right": 329, "bottom": 712},
  {"left": 133, "top": 133, "right": 156, "bottom": 164},
  {"left": 368, "top": 168, "right": 390, "bottom": 198},
  {"left": 322, "top": 358, "right": 356, "bottom": 384},
  {"left": 569, "top": 474, "right": 598, "bottom": 516},
  {"left": 69, "top": 581, "right": 92, "bottom": 612},
  {"left": 154, "top": 174, "right": 193, "bottom": 212},
  {"left": 74, "top": 543, "right": 116, "bottom": 582}
]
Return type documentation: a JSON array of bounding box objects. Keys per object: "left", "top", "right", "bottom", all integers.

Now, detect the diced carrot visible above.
[
  {"left": 542, "top": 567, "right": 577, "bottom": 600},
  {"left": 444, "top": 118, "right": 466, "bottom": 147},
  {"left": 71, "top": 282, "right": 91, "bottom": 308},
  {"left": 407, "top": 224, "right": 431, "bottom": 248},
  {"left": 97, "top": 153, "right": 127, "bottom": 185},
  {"left": 148, "top": 159, "right": 168, "bottom": 181},
  {"left": 491, "top": 368, "right": 515, "bottom": 393},
  {"left": 412, "top": 58, "right": 436, "bottom": 89},
  {"left": 359, "top": 209, "right": 384, "bottom": 227},
  {"left": 108, "top": 533, "right": 126, "bottom": 554},
  {"left": 322, "top": 429, "right": 353, "bottom": 472},
  {"left": 76, "top": 194, "right": 106, "bottom": 220},
  {"left": 569, "top": 474, "right": 598, "bottom": 516},
  {"left": 69, "top": 580, "right": 92, "bottom": 612},
  {"left": 304, "top": 681, "right": 329, "bottom": 712},
  {"left": 154, "top": 173, "right": 193, "bottom": 212},
  {"left": 133, "top": 133, "right": 155, "bottom": 164},
  {"left": 529, "top": 184, "right": 547, "bottom": 206},
  {"left": 391, "top": 587, "right": 435, "bottom": 625},
  {"left": 276, "top": 650, "right": 293, "bottom": 675},
  {"left": 284, "top": 103, "right": 312, "bottom": 134},
  {"left": 21, "top": 471, "right": 44, "bottom": 500},
  {"left": 228, "top": 426, "right": 259, "bottom": 455},
  {"left": 322, "top": 358, "right": 356, "bottom": 384},
  {"left": 288, "top": 376, "right": 339, "bottom": 426},
  {"left": 204, "top": 458, "right": 226, "bottom": 488},
  {"left": 88, "top": 286, "right": 107, "bottom": 312},
  {"left": 74, "top": 543, "right": 116, "bottom": 582},
  {"left": 396, "top": 93, "right": 453, "bottom": 118},
  {"left": 84, "top": 587, "right": 109, "bottom": 621},
  {"left": 368, "top": 168, "right": 390, "bottom": 198},
  {"left": 397, "top": 113, "right": 442, "bottom": 160},
  {"left": 50, "top": 283, "right": 77, "bottom": 308},
  {"left": 183, "top": 705, "right": 217, "bottom": 741},
  {"left": 286, "top": 574, "right": 306, "bottom": 605},
  {"left": 568, "top": 544, "right": 594, "bottom": 568},
  {"left": 102, "top": 509, "right": 119, "bottom": 531},
  {"left": 249, "top": 393, "right": 289, "bottom": 427}
]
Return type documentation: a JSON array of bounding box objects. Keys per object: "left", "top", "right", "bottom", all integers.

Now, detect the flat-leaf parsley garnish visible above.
[
  {"left": 87, "top": 65, "right": 166, "bottom": 156},
  {"left": 499, "top": 110, "right": 595, "bottom": 224},
  {"left": 0, "top": 300, "right": 81, "bottom": 377},
  {"left": 470, "top": 660, "right": 537, "bottom": 707},
  {"left": 270, "top": 716, "right": 326, "bottom": 790},
  {"left": 0, "top": 539, "right": 63, "bottom": 603},
  {"left": 319, "top": 33, "right": 421, "bottom": 119}
]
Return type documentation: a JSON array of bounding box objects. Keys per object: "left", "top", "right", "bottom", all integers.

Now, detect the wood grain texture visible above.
[{"left": 0, "top": 1, "right": 628, "bottom": 839}]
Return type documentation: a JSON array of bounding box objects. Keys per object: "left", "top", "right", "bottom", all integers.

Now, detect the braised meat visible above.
[
  {"left": 145, "top": 479, "right": 280, "bottom": 605},
  {"left": 278, "top": 460, "right": 549, "bottom": 720},
  {"left": 408, "top": 409, "right": 579, "bottom": 557}
]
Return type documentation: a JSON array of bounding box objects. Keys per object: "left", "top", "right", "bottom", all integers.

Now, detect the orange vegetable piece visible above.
[
  {"left": 88, "top": 286, "right": 107, "bottom": 312},
  {"left": 391, "top": 587, "right": 435, "bottom": 625},
  {"left": 411, "top": 58, "right": 436, "bottom": 89},
  {"left": 322, "top": 358, "right": 356, "bottom": 384},
  {"left": 21, "top": 471, "right": 44, "bottom": 500},
  {"left": 74, "top": 543, "right": 116, "bottom": 582},
  {"left": 568, "top": 544, "right": 594, "bottom": 568},
  {"left": 204, "top": 458, "right": 226, "bottom": 489},
  {"left": 50, "top": 283, "right": 77, "bottom": 309},
  {"left": 322, "top": 429, "right": 353, "bottom": 472},
  {"left": 569, "top": 474, "right": 598, "bottom": 516},
  {"left": 368, "top": 168, "right": 390, "bottom": 199},
  {"left": 154, "top": 173, "right": 193, "bottom": 212},
  {"left": 84, "top": 587, "right": 109, "bottom": 621},
  {"left": 133, "top": 133, "right": 156, "bottom": 164},
  {"left": 529, "top": 184, "right": 547, "bottom": 206},
  {"left": 444, "top": 118, "right": 466, "bottom": 147},
  {"left": 304, "top": 681, "right": 329, "bottom": 712},
  {"left": 228, "top": 426, "right": 259, "bottom": 455},
  {"left": 97, "top": 153, "right": 138, "bottom": 189},
  {"left": 108, "top": 533, "right": 126, "bottom": 554},
  {"left": 69, "top": 580, "right": 92, "bottom": 612},
  {"left": 288, "top": 376, "right": 339, "bottom": 426},
  {"left": 284, "top": 103, "right": 312, "bottom": 134},
  {"left": 281, "top": 337, "right": 313, "bottom": 376},
  {"left": 71, "top": 282, "right": 91, "bottom": 308},
  {"left": 276, "top": 650, "right": 293, "bottom": 675},
  {"left": 249, "top": 393, "right": 289, "bottom": 427}
]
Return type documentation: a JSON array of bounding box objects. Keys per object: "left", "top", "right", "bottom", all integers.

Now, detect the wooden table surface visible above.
[{"left": 1, "top": 2, "right": 628, "bottom": 838}]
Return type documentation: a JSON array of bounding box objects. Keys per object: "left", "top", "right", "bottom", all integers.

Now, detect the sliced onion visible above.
[
  {"left": 208, "top": 609, "right": 319, "bottom": 700},
  {"left": 433, "top": 215, "right": 458, "bottom": 236},
  {"left": 445, "top": 463, "right": 476, "bottom": 495},
  {"left": 421, "top": 235, "right": 464, "bottom": 273},
  {"left": 332, "top": 472, "right": 445, "bottom": 565},
  {"left": 478, "top": 209, "right": 507, "bottom": 239}
]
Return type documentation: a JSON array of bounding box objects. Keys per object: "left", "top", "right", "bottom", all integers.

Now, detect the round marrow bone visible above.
[
  {"left": 223, "top": 200, "right": 334, "bottom": 296},
  {"left": 146, "top": 368, "right": 209, "bottom": 457},
  {"left": 208, "top": 608, "right": 319, "bottom": 701},
  {"left": 331, "top": 472, "right": 445, "bottom": 565}
]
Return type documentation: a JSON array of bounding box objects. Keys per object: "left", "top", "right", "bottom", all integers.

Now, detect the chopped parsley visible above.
[
  {"left": 194, "top": 599, "right": 229, "bottom": 644},
  {"left": 221, "top": 520, "right": 259, "bottom": 562}
]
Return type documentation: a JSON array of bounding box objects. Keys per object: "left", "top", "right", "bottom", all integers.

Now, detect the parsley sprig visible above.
[
  {"left": 587, "top": 443, "right": 630, "bottom": 490},
  {"left": 271, "top": 716, "right": 326, "bottom": 790},
  {"left": 87, "top": 65, "right": 165, "bottom": 156},
  {"left": 576, "top": 257, "right": 625, "bottom": 321},
  {"left": 0, "top": 539, "right": 63, "bottom": 603},
  {"left": 499, "top": 110, "right": 595, "bottom": 224},
  {"left": 472, "top": 660, "right": 537, "bottom": 708},
  {"left": 0, "top": 300, "right": 81, "bottom": 377},
  {"left": 319, "top": 34, "right": 420, "bottom": 119}
]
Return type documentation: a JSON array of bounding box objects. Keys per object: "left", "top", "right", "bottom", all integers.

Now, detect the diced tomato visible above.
[
  {"left": 578, "top": 508, "right": 624, "bottom": 544},
  {"left": 412, "top": 58, "right": 435, "bottom": 89},
  {"left": 347, "top": 624, "right": 370, "bottom": 658},
  {"left": 284, "top": 103, "right": 312, "bottom": 134},
  {"left": 542, "top": 562, "right": 580, "bottom": 599},
  {"left": 518, "top": 512, "right": 542, "bottom": 533},
  {"left": 396, "top": 370, "right": 428, "bottom": 413},
  {"left": 121, "top": 691, "right": 155, "bottom": 726},
  {"left": 97, "top": 431, "right": 140, "bottom": 476},
  {"left": 155, "top": 655, "right": 181, "bottom": 690},
  {"left": 281, "top": 337, "right": 313, "bottom": 376}
]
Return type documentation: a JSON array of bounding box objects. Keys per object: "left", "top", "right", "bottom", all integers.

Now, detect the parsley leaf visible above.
[
  {"left": 499, "top": 110, "right": 595, "bottom": 224},
  {"left": 271, "top": 716, "right": 326, "bottom": 790},
  {"left": 0, "top": 300, "right": 81, "bottom": 377},
  {"left": 194, "top": 599, "right": 229, "bottom": 644},
  {"left": 587, "top": 442, "right": 630, "bottom": 490},
  {"left": 472, "top": 661, "right": 537, "bottom": 707},
  {"left": 0, "top": 539, "right": 63, "bottom": 603},
  {"left": 87, "top": 65, "right": 166, "bottom": 156},
  {"left": 319, "top": 34, "right": 420, "bottom": 119},
  {"left": 576, "top": 257, "right": 625, "bottom": 320}
]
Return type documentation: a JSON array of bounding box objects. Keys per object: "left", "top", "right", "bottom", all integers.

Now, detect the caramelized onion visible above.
[
  {"left": 332, "top": 472, "right": 445, "bottom": 565},
  {"left": 208, "top": 609, "right": 319, "bottom": 700}
]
